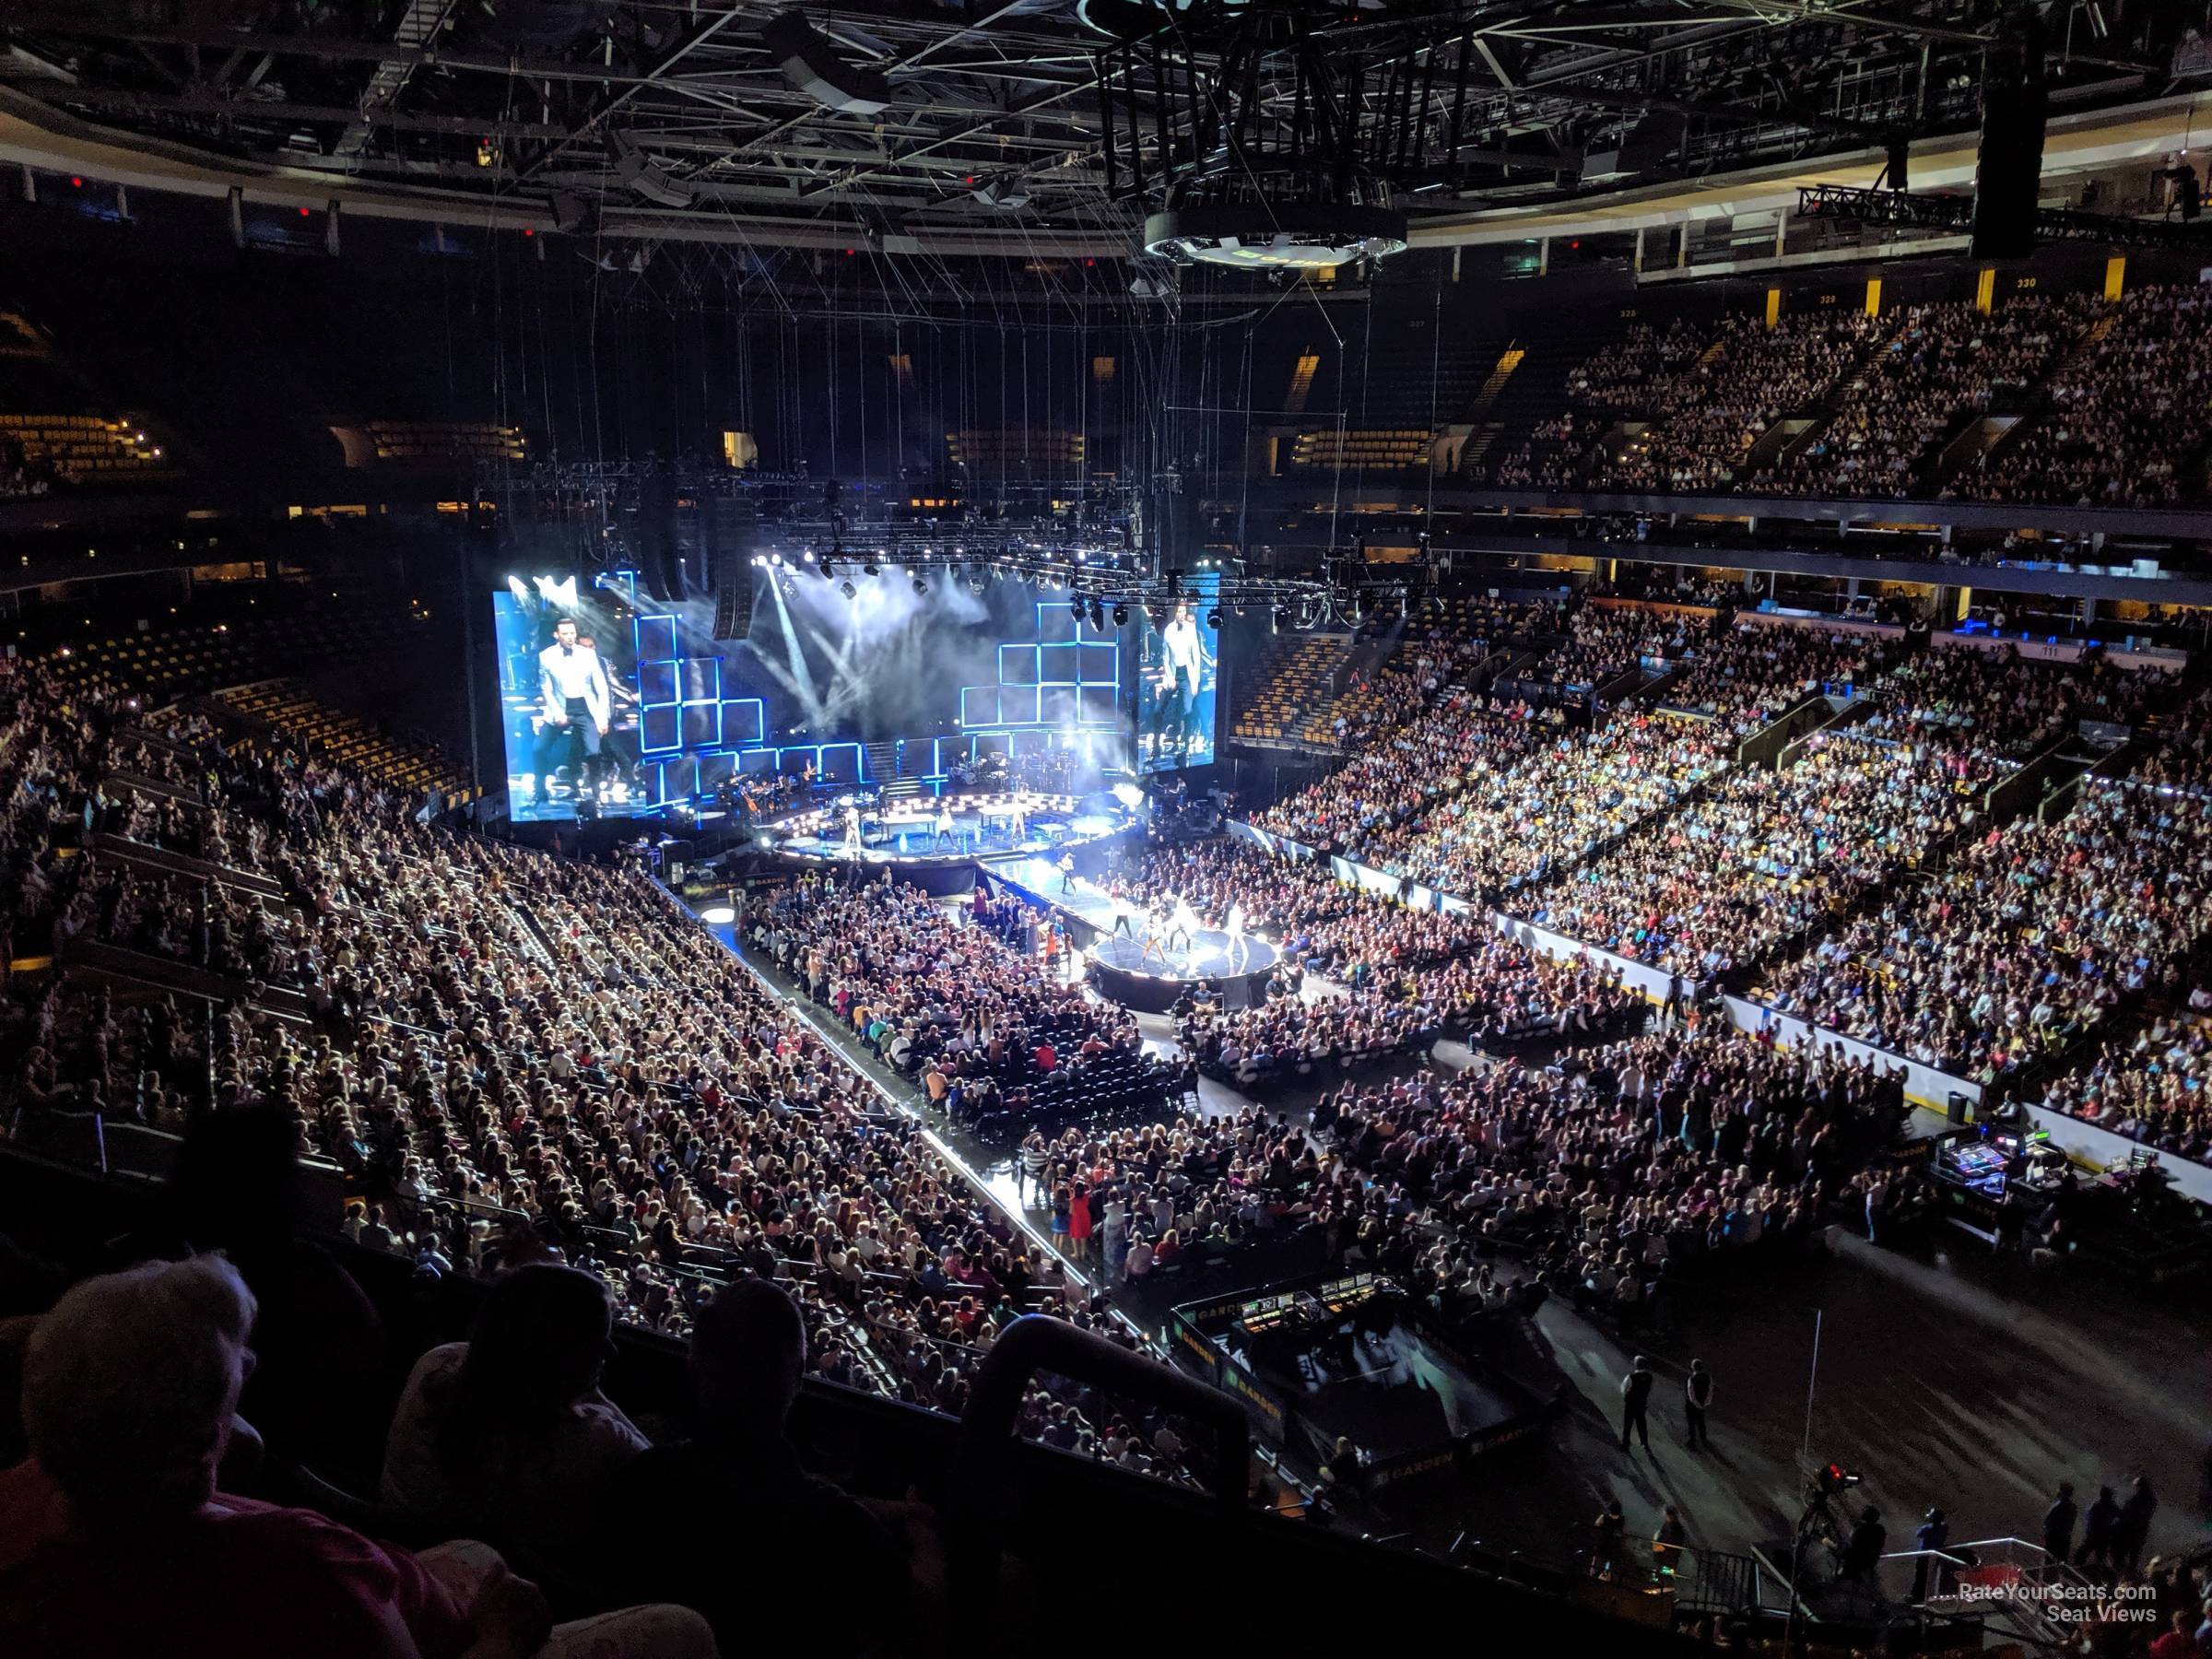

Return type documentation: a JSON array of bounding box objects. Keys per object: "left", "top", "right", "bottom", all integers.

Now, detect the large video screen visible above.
[
  {"left": 1135, "top": 579, "right": 1219, "bottom": 773},
  {"left": 493, "top": 577, "right": 652, "bottom": 822}
]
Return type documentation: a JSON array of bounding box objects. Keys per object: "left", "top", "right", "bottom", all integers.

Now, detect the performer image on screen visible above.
[
  {"left": 534, "top": 617, "right": 612, "bottom": 802},
  {"left": 1146, "top": 601, "right": 1214, "bottom": 765},
  {"left": 574, "top": 630, "right": 641, "bottom": 805}
]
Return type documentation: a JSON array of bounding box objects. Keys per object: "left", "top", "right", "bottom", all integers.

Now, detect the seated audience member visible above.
[
  {"left": 1, "top": 1255, "right": 716, "bottom": 1659},
  {"left": 381, "top": 1263, "right": 650, "bottom": 1566},
  {"left": 158, "top": 1104, "right": 388, "bottom": 1477},
  {"left": 599, "top": 1279, "right": 912, "bottom": 1657}
]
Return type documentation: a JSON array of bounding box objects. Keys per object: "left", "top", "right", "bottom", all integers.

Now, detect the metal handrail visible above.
[
  {"left": 947, "top": 1313, "right": 1249, "bottom": 1602},
  {"left": 1881, "top": 1535, "right": 2055, "bottom": 1566}
]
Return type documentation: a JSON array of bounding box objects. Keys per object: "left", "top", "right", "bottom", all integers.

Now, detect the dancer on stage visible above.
[
  {"left": 1111, "top": 893, "right": 1137, "bottom": 937},
  {"left": 1057, "top": 850, "right": 1077, "bottom": 894},
  {"left": 1166, "top": 892, "right": 1200, "bottom": 956},
  {"left": 1138, "top": 900, "right": 1171, "bottom": 969}
]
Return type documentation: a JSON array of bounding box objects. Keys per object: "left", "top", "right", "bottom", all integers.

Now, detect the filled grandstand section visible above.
[{"left": 10, "top": 11, "right": 2212, "bottom": 1653}]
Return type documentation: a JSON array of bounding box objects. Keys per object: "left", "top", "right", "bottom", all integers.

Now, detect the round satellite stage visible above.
[
  {"left": 764, "top": 790, "right": 1140, "bottom": 895},
  {"left": 1085, "top": 928, "right": 1280, "bottom": 1014}
]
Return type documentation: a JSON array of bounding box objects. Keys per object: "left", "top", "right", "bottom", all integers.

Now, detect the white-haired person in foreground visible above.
[{"left": 0, "top": 1255, "right": 717, "bottom": 1659}]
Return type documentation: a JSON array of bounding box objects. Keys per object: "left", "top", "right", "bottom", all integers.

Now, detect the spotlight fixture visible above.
[
  {"left": 1069, "top": 595, "right": 1086, "bottom": 623},
  {"left": 1206, "top": 608, "right": 1222, "bottom": 629},
  {"left": 1088, "top": 599, "right": 1107, "bottom": 631},
  {"left": 912, "top": 575, "right": 929, "bottom": 595},
  {"left": 864, "top": 560, "right": 879, "bottom": 576},
  {"left": 840, "top": 579, "right": 857, "bottom": 599},
  {"left": 1112, "top": 603, "right": 1130, "bottom": 627},
  {"left": 1272, "top": 605, "right": 1289, "bottom": 631}
]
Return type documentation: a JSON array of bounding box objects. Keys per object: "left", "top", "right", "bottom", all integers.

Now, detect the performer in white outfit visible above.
[
  {"left": 934, "top": 801, "right": 958, "bottom": 849},
  {"left": 1166, "top": 893, "right": 1200, "bottom": 957},
  {"left": 841, "top": 804, "right": 865, "bottom": 857},
  {"left": 533, "top": 616, "right": 612, "bottom": 800},
  {"left": 1226, "top": 900, "right": 1249, "bottom": 968}
]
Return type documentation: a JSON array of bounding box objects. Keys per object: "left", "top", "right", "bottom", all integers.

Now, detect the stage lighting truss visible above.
[{"left": 792, "top": 528, "right": 1344, "bottom": 624}]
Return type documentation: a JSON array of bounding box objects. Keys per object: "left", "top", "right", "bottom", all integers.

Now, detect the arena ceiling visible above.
[{"left": 0, "top": 1, "right": 2201, "bottom": 256}]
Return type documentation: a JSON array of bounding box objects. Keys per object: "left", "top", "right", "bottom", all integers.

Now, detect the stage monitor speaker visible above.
[
  {"left": 1970, "top": 11, "right": 2046, "bottom": 261},
  {"left": 712, "top": 570, "right": 756, "bottom": 641}
]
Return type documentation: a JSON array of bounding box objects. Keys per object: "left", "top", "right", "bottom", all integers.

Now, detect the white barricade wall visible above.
[
  {"left": 1225, "top": 824, "right": 2212, "bottom": 1191},
  {"left": 2020, "top": 1104, "right": 2212, "bottom": 1204}
]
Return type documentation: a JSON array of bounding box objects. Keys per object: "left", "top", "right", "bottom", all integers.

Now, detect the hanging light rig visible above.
[{"left": 1088, "top": 0, "right": 1504, "bottom": 273}]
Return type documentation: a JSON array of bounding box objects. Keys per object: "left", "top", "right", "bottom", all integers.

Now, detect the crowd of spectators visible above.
[
  {"left": 1861, "top": 643, "right": 2166, "bottom": 761},
  {"left": 1759, "top": 294, "right": 2103, "bottom": 499},
  {"left": 1562, "top": 318, "right": 1710, "bottom": 418},
  {"left": 1316, "top": 1027, "right": 1909, "bottom": 1327},
  {"left": 1945, "top": 281, "right": 2212, "bottom": 508},
  {"left": 1107, "top": 837, "right": 1489, "bottom": 982},
  {"left": 1256, "top": 602, "right": 1733, "bottom": 896},
  {"left": 1355, "top": 713, "right": 1729, "bottom": 900},
  {"left": 742, "top": 872, "right": 1168, "bottom": 1135},
  {"left": 1757, "top": 764, "right": 2212, "bottom": 1082},
  {"left": 1595, "top": 312, "right": 1879, "bottom": 492},
  {"left": 0, "top": 654, "right": 1199, "bottom": 1503},
  {"left": 1661, "top": 621, "right": 1889, "bottom": 738},
  {"left": 1508, "top": 730, "right": 1985, "bottom": 979}
]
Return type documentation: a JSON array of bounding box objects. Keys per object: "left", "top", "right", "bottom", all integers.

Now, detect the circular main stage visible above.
[
  {"left": 1085, "top": 928, "right": 1281, "bottom": 1014},
  {"left": 763, "top": 790, "right": 1141, "bottom": 894}
]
